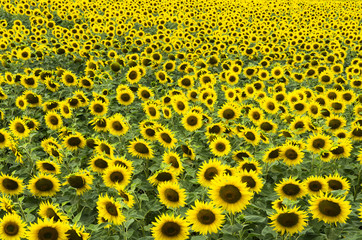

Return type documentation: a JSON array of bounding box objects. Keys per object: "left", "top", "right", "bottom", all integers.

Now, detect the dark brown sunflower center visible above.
[
  {"left": 204, "top": 167, "right": 218, "bottom": 181},
  {"left": 197, "top": 209, "right": 216, "bottom": 225},
  {"left": 94, "top": 159, "right": 108, "bottom": 169},
  {"left": 242, "top": 163, "right": 257, "bottom": 172},
  {"left": 269, "top": 149, "right": 280, "bottom": 159},
  {"left": 328, "top": 180, "right": 342, "bottom": 190},
  {"left": 134, "top": 143, "right": 149, "bottom": 154},
  {"left": 121, "top": 93, "right": 131, "bottom": 102},
  {"left": 168, "top": 156, "right": 179, "bottom": 168},
  {"left": 215, "top": 142, "right": 226, "bottom": 152},
  {"left": 112, "top": 121, "right": 123, "bottom": 131},
  {"left": 309, "top": 181, "right": 322, "bottom": 192},
  {"left": 294, "top": 121, "right": 304, "bottom": 129},
  {"left": 68, "top": 137, "right": 81, "bottom": 146},
  {"left": 25, "top": 77, "right": 35, "bottom": 85},
  {"left": 352, "top": 128, "right": 362, "bottom": 137},
  {"left": 145, "top": 128, "right": 155, "bottom": 137},
  {"left": 245, "top": 132, "right": 255, "bottom": 141},
  {"left": 318, "top": 200, "right": 341, "bottom": 217},
  {"left": 285, "top": 149, "right": 298, "bottom": 160},
  {"left": 331, "top": 146, "right": 344, "bottom": 155},
  {"left": 93, "top": 104, "right": 104, "bottom": 113},
  {"left": 164, "top": 189, "right": 179, "bottom": 202},
  {"left": 45, "top": 208, "right": 60, "bottom": 221},
  {"left": 3, "top": 178, "right": 19, "bottom": 190},
  {"left": 35, "top": 179, "right": 54, "bottom": 192},
  {"left": 276, "top": 212, "right": 299, "bottom": 227},
  {"left": 329, "top": 119, "right": 341, "bottom": 129},
  {"left": 49, "top": 116, "right": 59, "bottom": 125},
  {"left": 160, "top": 133, "right": 172, "bottom": 143},
  {"left": 252, "top": 112, "right": 260, "bottom": 120},
  {"left": 156, "top": 172, "right": 172, "bottom": 182},
  {"left": 282, "top": 183, "right": 300, "bottom": 196},
  {"left": 260, "top": 122, "right": 273, "bottom": 131},
  {"left": 223, "top": 109, "right": 235, "bottom": 119},
  {"left": 242, "top": 176, "right": 256, "bottom": 188},
  {"left": 128, "top": 71, "right": 138, "bottom": 80},
  {"left": 65, "top": 75, "right": 74, "bottom": 83},
  {"left": 267, "top": 102, "right": 275, "bottom": 110},
  {"left": 176, "top": 102, "right": 185, "bottom": 111},
  {"left": 68, "top": 176, "right": 85, "bottom": 189},
  {"left": 141, "top": 90, "right": 150, "bottom": 98},
  {"left": 181, "top": 78, "right": 191, "bottom": 86},
  {"left": 65, "top": 229, "right": 83, "bottom": 240},
  {"left": 110, "top": 171, "right": 124, "bottom": 183},
  {"left": 294, "top": 103, "right": 305, "bottom": 111},
  {"left": 312, "top": 139, "right": 325, "bottom": 149},
  {"left": 15, "top": 123, "right": 25, "bottom": 133},
  {"left": 186, "top": 116, "right": 198, "bottom": 126},
  {"left": 148, "top": 107, "right": 156, "bottom": 116},
  {"left": 0, "top": 133, "right": 5, "bottom": 143},
  {"left": 38, "top": 227, "right": 59, "bottom": 240},
  {"left": 26, "top": 93, "right": 39, "bottom": 104},
  {"left": 106, "top": 202, "right": 118, "bottom": 216},
  {"left": 4, "top": 222, "right": 19, "bottom": 236},
  {"left": 219, "top": 184, "right": 242, "bottom": 203},
  {"left": 161, "top": 222, "right": 180, "bottom": 237}
]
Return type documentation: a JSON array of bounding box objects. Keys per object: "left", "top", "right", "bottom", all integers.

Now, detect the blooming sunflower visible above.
[
  {"left": 261, "top": 97, "right": 279, "bottom": 115},
  {"left": 157, "top": 182, "right": 186, "bottom": 208},
  {"left": 162, "top": 151, "right": 183, "bottom": 176},
  {"left": 208, "top": 175, "right": 252, "bottom": 213},
  {"left": 89, "top": 155, "right": 110, "bottom": 173},
  {"left": 0, "top": 213, "right": 27, "bottom": 240},
  {"left": 97, "top": 194, "right": 125, "bottom": 225},
  {"left": 148, "top": 170, "right": 177, "bottom": 186},
  {"left": 151, "top": 214, "right": 189, "bottom": 240},
  {"left": 102, "top": 165, "right": 131, "bottom": 190},
  {"left": 156, "top": 128, "right": 177, "bottom": 149},
  {"left": 89, "top": 100, "right": 107, "bottom": 116},
  {"left": 38, "top": 201, "right": 68, "bottom": 223},
  {"left": 128, "top": 138, "right": 154, "bottom": 159},
  {"left": 186, "top": 200, "right": 225, "bottom": 235},
  {"left": 0, "top": 129, "right": 11, "bottom": 149},
  {"left": 27, "top": 218, "right": 68, "bottom": 240},
  {"left": 107, "top": 114, "right": 129, "bottom": 136},
  {"left": 330, "top": 138, "right": 352, "bottom": 160},
  {"left": 9, "top": 118, "right": 30, "bottom": 139},
  {"left": 28, "top": 173, "right": 60, "bottom": 197},
  {"left": 44, "top": 112, "right": 63, "bottom": 130},
  {"left": 64, "top": 170, "right": 93, "bottom": 195},
  {"left": 237, "top": 170, "right": 263, "bottom": 193},
  {"left": 36, "top": 159, "right": 61, "bottom": 175},
  {"left": 232, "top": 149, "right": 253, "bottom": 162},
  {"left": 95, "top": 140, "right": 114, "bottom": 158},
  {"left": 280, "top": 143, "right": 304, "bottom": 166},
  {"left": 324, "top": 173, "right": 350, "bottom": 193},
  {"left": 242, "top": 127, "right": 260, "bottom": 146},
  {"left": 236, "top": 159, "right": 262, "bottom": 174},
  {"left": 126, "top": 66, "right": 141, "bottom": 84},
  {"left": 271, "top": 198, "right": 287, "bottom": 211},
  {"left": 218, "top": 102, "right": 240, "bottom": 121},
  {"left": 197, "top": 159, "right": 225, "bottom": 187},
  {"left": 307, "top": 133, "right": 332, "bottom": 154},
  {"left": 65, "top": 224, "right": 89, "bottom": 240},
  {"left": 262, "top": 147, "right": 281, "bottom": 163},
  {"left": 62, "top": 133, "right": 86, "bottom": 151},
  {"left": 172, "top": 95, "right": 189, "bottom": 115},
  {"left": 326, "top": 114, "right": 346, "bottom": 132},
  {"left": 118, "top": 190, "right": 135, "bottom": 208},
  {"left": 304, "top": 176, "right": 328, "bottom": 196},
  {"left": 269, "top": 206, "right": 308, "bottom": 236},
  {"left": 0, "top": 173, "right": 24, "bottom": 195},
  {"left": 61, "top": 70, "right": 78, "bottom": 86},
  {"left": 116, "top": 87, "right": 135, "bottom": 106},
  {"left": 181, "top": 112, "right": 203, "bottom": 132},
  {"left": 309, "top": 193, "right": 351, "bottom": 225},
  {"left": 209, "top": 136, "right": 231, "bottom": 157},
  {"left": 274, "top": 177, "right": 307, "bottom": 201}
]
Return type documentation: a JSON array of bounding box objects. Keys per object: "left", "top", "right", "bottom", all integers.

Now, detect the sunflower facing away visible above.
[
  {"left": 151, "top": 213, "right": 189, "bottom": 240},
  {"left": 186, "top": 200, "right": 225, "bottom": 235},
  {"left": 269, "top": 206, "right": 308, "bottom": 236}
]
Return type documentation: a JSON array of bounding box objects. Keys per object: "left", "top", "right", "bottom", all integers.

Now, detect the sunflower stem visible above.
[{"left": 15, "top": 195, "right": 27, "bottom": 222}]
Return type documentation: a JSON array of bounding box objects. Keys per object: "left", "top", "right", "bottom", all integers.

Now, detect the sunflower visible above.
[
  {"left": 140, "top": 125, "right": 157, "bottom": 141},
  {"left": 27, "top": 218, "right": 68, "bottom": 240},
  {"left": 89, "top": 155, "right": 110, "bottom": 173},
  {"left": 307, "top": 133, "right": 332, "bottom": 154},
  {"left": 209, "top": 136, "right": 231, "bottom": 157},
  {"left": 17, "top": 47, "right": 31, "bottom": 60},
  {"left": 280, "top": 143, "right": 304, "bottom": 166},
  {"left": 144, "top": 102, "right": 160, "bottom": 120},
  {"left": 242, "top": 127, "right": 260, "bottom": 146},
  {"left": 65, "top": 224, "right": 89, "bottom": 240},
  {"left": 330, "top": 139, "right": 352, "bottom": 160},
  {"left": 64, "top": 170, "right": 93, "bottom": 195},
  {"left": 116, "top": 86, "right": 135, "bottom": 106},
  {"left": 61, "top": 70, "right": 78, "bottom": 87},
  {"left": 63, "top": 133, "right": 86, "bottom": 151},
  {"left": 0, "top": 129, "right": 10, "bottom": 148},
  {"left": 89, "top": 117, "right": 108, "bottom": 132},
  {"left": 324, "top": 173, "right": 350, "bottom": 193},
  {"left": 28, "top": 173, "right": 60, "bottom": 197},
  {"left": 208, "top": 175, "right": 252, "bottom": 213},
  {"left": 261, "top": 97, "right": 279, "bottom": 115},
  {"left": 126, "top": 66, "right": 141, "bottom": 84},
  {"left": 38, "top": 201, "right": 68, "bottom": 223},
  {"left": 309, "top": 193, "right": 351, "bottom": 224},
  {"left": 269, "top": 206, "right": 308, "bottom": 236},
  {"left": 186, "top": 200, "right": 225, "bottom": 235},
  {"left": 218, "top": 102, "right": 240, "bottom": 121},
  {"left": 172, "top": 95, "right": 189, "bottom": 115},
  {"left": 274, "top": 177, "right": 307, "bottom": 201},
  {"left": 9, "top": 117, "right": 30, "bottom": 139},
  {"left": 181, "top": 112, "right": 203, "bottom": 132},
  {"left": 151, "top": 213, "right": 189, "bottom": 240},
  {"left": 248, "top": 107, "right": 264, "bottom": 124},
  {"left": 44, "top": 112, "right": 63, "bottom": 130},
  {"left": 148, "top": 170, "right": 177, "bottom": 186},
  {"left": 0, "top": 213, "right": 27, "bottom": 240},
  {"left": 97, "top": 194, "right": 125, "bottom": 225},
  {"left": 237, "top": 170, "right": 263, "bottom": 193},
  {"left": 157, "top": 182, "right": 186, "bottom": 208},
  {"left": 162, "top": 107, "right": 172, "bottom": 119},
  {"left": 0, "top": 174, "right": 23, "bottom": 196},
  {"left": 102, "top": 165, "right": 131, "bottom": 189},
  {"left": 162, "top": 151, "right": 183, "bottom": 176},
  {"left": 326, "top": 115, "right": 346, "bottom": 132},
  {"left": 263, "top": 147, "right": 281, "bottom": 163},
  {"left": 236, "top": 159, "right": 262, "bottom": 175},
  {"left": 271, "top": 66, "right": 284, "bottom": 79},
  {"left": 107, "top": 114, "right": 129, "bottom": 136},
  {"left": 89, "top": 100, "right": 107, "bottom": 116},
  {"left": 155, "top": 128, "right": 177, "bottom": 149},
  {"left": 35, "top": 159, "right": 60, "bottom": 175},
  {"left": 232, "top": 149, "right": 253, "bottom": 162},
  {"left": 128, "top": 138, "right": 154, "bottom": 159},
  {"left": 290, "top": 116, "right": 309, "bottom": 134},
  {"left": 197, "top": 159, "right": 225, "bottom": 187},
  {"left": 15, "top": 96, "right": 27, "bottom": 110},
  {"left": 112, "top": 157, "right": 134, "bottom": 172},
  {"left": 272, "top": 198, "right": 287, "bottom": 211},
  {"left": 304, "top": 176, "right": 328, "bottom": 196}
]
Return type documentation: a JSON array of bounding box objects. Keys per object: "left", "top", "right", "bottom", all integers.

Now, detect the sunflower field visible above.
[{"left": 0, "top": 0, "right": 362, "bottom": 239}]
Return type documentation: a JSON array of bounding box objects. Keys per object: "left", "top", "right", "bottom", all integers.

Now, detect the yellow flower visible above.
[
  {"left": 269, "top": 206, "right": 308, "bottom": 236},
  {"left": 97, "top": 194, "right": 125, "bottom": 225},
  {"left": 157, "top": 182, "right": 186, "bottom": 208},
  {"left": 151, "top": 214, "right": 189, "bottom": 240},
  {"left": 0, "top": 213, "right": 27, "bottom": 240}
]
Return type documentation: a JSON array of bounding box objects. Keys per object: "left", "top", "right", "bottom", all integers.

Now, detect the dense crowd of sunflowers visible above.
[{"left": 0, "top": 0, "right": 362, "bottom": 239}]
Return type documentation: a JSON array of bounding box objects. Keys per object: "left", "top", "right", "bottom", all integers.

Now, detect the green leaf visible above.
[{"left": 244, "top": 215, "right": 266, "bottom": 223}]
